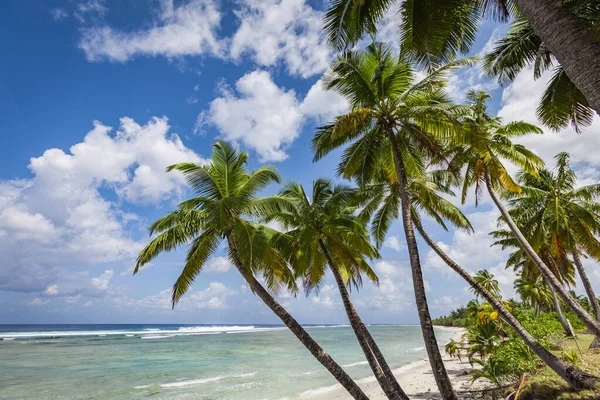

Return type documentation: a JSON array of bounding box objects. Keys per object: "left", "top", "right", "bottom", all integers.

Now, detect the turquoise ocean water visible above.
[{"left": 0, "top": 324, "right": 457, "bottom": 399}]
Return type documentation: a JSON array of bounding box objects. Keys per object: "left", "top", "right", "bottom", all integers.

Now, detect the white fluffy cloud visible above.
[
  {"left": 79, "top": 0, "right": 223, "bottom": 62},
  {"left": 202, "top": 70, "right": 348, "bottom": 161},
  {"left": 498, "top": 66, "right": 600, "bottom": 167},
  {"left": 300, "top": 79, "right": 350, "bottom": 122},
  {"left": 76, "top": 0, "right": 330, "bottom": 78},
  {"left": 204, "top": 256, "right": 233, "bottom": 273},
  {"left": 203, "top": 70, "right": 304, "bottom": 162},
  {"left": 0, "top": 117, "right": 203, "bottom": 296},
  {"left": 230, "top": 0, "right": 330, "bottom": 78},
  {"left": 117, "top": 282, "right": 236, "bottom": 311},
  {"left": 383, "top": 236, "right": 403, "bottom": 252}
]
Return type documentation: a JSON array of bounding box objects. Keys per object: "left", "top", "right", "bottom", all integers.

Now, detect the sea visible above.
[{"left": 0, "top": 324, "right": 458, "bottom": 400}]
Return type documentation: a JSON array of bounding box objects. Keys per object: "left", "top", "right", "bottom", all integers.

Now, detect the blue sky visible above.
[{"left": 1, "top": 0, "right": 599, "bottom": 325}]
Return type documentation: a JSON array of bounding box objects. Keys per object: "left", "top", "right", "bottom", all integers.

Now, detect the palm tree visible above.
[
  {"left": 472, "top": 270, "right": 501, "bottom": 300},
  {"left": 502, "top": 152, "right": 600, "bottom": 344},
  {"left": 134, "top": 141, "right": 369, "bottom": 400},
  {"left": 445, "top": 338, "right": 464, "bottom": 361},
  {"left": 324, "top": 0, "right": 600, "bottom": 115},
  {"left": 265, "top": 179, "right": 409, "bottom": 400},
  {"left": 491, "top": 230, "right": 577, "bottom": 337},
  {"left": 312, "top": 42, "right": 469, "bottom": 400},
  {"left": 450, "top": 90, "right": 600, "bottom": 337},
  {"left": 514, "top": 271, "right": 553, "bottom": 317},
  {"left": 482, "top": 4, "right": 599, "bottom": 133}
]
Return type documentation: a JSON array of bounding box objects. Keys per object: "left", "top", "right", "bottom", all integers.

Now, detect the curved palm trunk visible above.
[
  {"left": 572, "top": 251, "right": 600, "bottom": 348},
  {"left": 386, "top": 130, "right": 458, "bottom": 400},
  {"left": 511, "top": 0, "right": 600, "bottom": 114},
  {"left": 550, "top": 287, "right": 576, "bottom": 337},
  {"left": 319, "top": 241, "right": 409, "bottom": 400},
  {"left": 414, "top": 219, "right": 600, "bottom": 389},
  {"left": 484, "top": 171, "right": 600, "bottom": 337},
  {"left": 226, "top": 237, "right": 369, "bottom": 400}
]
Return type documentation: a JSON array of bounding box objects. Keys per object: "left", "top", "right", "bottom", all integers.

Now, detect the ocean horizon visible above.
[{"left": 0, "top": 323, "right": 458, "bottom": 399}]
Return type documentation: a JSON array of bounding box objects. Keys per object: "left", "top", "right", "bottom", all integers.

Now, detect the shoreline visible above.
[{"left": 303, "top": 327, "right": 488, "bottom": 400}]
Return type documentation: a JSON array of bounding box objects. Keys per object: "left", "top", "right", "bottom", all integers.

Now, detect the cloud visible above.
[
  {"left": 116, "top": 282, "right": 236, "bottom": 311},
  {"left": 230, "top": 0, "right": 330, "bottom": 78},
  {"left": 497, "top": 66, "right": 600, "bottom": 168},
  {"left": 201, "top": 71, "right": 349, "bottom": 162},
  {"left": 0, "top": 117, "right": 204, "bottom": 296},
  {"left": 44, "top": 285, "right": 60, "bottom": 296},
  {"left": 202, "top": 70, "right": 303, "bottom": 162},
  {"left": 383, "top": 236, "right": 403, "bottom": 252},
  {"left": 74, "top": 0, "right": 108, "bottom": 23},
  {"left": 300, "top": 79, "right": 350, "bottom": 122},
  {"left": 90, "top": 270, "right": 114, "bottom": 291},
  {"left": 79, "top": 0, "right": 223, "bottom": 62},
  {"left": 311, "top": 284, "right": 339, "bottom": 309},
  {"left": 422, "top": 208, "right": 518, "bottom": 297},
  {"left": 25, "top": 298, "right": 50, "bottom": 306},
  {"left": 50, "top": 8, "right": 69, "bottom": 21},
  {"left": 204, "top": 256, "right": 233, "bottom": 273}
]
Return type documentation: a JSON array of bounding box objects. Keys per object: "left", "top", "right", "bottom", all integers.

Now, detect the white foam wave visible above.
[
  {"left": 342, "top": 361, "right": 368, "bottom": 368},
  {"left": 159, "top": 372, "right": 256, "bottom": 389},
  {"left": 140, "top": 335, "right": 175, "bottom": 339},
  {"left": 412, "top": 346, "right": 425, "bottom": 351},
  {"left": 0, "top": 325, "right": 258, "bottom": 339},
  {"left": 300, "top": 384, "right": 340, "bottom": 397},
  {"left": 1, "top": 337, "right": 16, "bottom": 341}
]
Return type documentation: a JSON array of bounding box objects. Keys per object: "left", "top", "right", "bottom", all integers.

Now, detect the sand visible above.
[{"left": 304, "top": 327, "right": 493, "bottom": 400}]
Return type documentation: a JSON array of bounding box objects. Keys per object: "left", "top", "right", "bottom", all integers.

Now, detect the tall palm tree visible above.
[
  {"left": 265, "top": 179, "right": 409, "bottom": 400},
  {"left": 312, "top": 42, "right": 467, "bottom": 400},
  {"left": 450, "top": 90, "right": 600, "bottom": 337},
  {"left": 324, "top": 0, "right": 600, "bottom": 115},
  {"left": 134, "top": 141, "right": 369, "bottom": 400},
  {"left": 472, "top": 270, "right": 501, "bottom": 300}
]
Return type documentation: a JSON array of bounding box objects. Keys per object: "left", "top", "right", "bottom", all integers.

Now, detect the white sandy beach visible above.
[{"left": 304, "top": 327, "right": 490, "bottom": 400}]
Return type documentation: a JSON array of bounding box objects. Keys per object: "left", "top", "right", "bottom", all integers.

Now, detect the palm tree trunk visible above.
[
  {"left": 319, "top": 241, "right": 409, "bottom": 400},
  {"left": 386, "top": 129, "right": 458, "bottom": 400},
  {"left": 484, "top": 170, "right": 600, "bottom": 337},
  {"left": 550, "top": 287, "right": 576, "bottom": 337},
  {"left": 511, "top": 0, "right": 600, "bottom": 114},
  {"left": 413, "top": 219, "right": 600, "bottom": 389},
  {"left": 572, "top": 250, "right": 600, "bottom": 348},
  {"left": 226, "top": 237, "right": 369, "bottom": 400}
]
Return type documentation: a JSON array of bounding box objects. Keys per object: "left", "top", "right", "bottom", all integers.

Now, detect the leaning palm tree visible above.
[
  {"left": 355, "top": 157, "right": 599, "bottom": 388},
  {"left": 134, "top": 141, "right": 368, "bottom": 400},
  {"left": 503, "top": 152, "right": 600, "bottom": 344},
  {"left": 450, "top": 90, "right": 600, "bottom": 337},
  {"left": 265, "top": 179, "right": 409, "bottom": 400},
  {"left": 324, "top": 0, "right": 600, "bottom": 115},
  {"left": 312, "top": 42, "right": 470, "bottom": 400},
  {"left": 482, "top": 4, "right": 599, "bottom": 133}
]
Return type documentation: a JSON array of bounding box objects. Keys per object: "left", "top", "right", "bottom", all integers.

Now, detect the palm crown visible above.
[
  {"left": 265, "top": 179, "right": 380, "bottom": 291},
  {"left": 134, "top": 140, "right": 293, "bottom": 306},
  {"left": 448, "top": 90, "right": 544, "bottom": 204}
]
